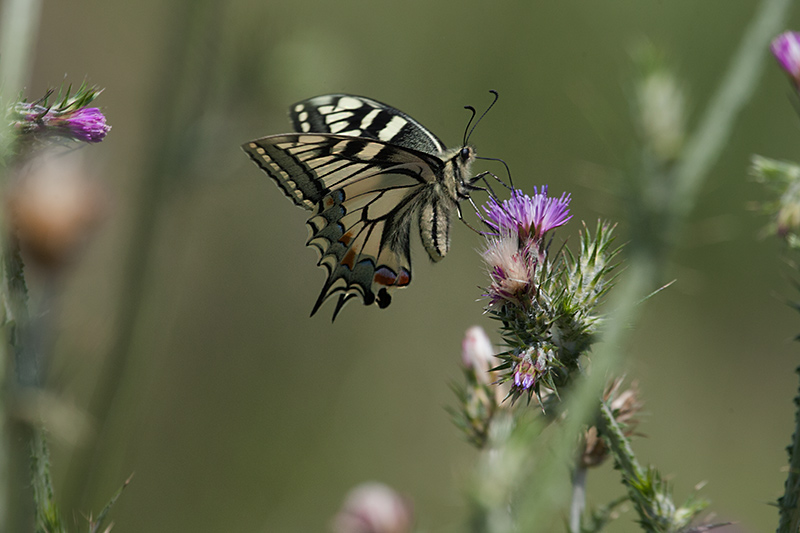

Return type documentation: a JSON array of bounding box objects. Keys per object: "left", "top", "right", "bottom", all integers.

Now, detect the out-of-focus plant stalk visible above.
[
  {"left": 514, "top": 0, "right": 791, "bottom": 530},
  {"left": 0, "top": 0, "right": 41, "bottom": 100},
  {"left": 0, "top": 1, "right": 43, "bottom": 531},
  {"left": 62, "top": 0, "right": 222, "bottom": 511},
  {"left": 669, "top": 0, "right": 792, "bottom": 238}
]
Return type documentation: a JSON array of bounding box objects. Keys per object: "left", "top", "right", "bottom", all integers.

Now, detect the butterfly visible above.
[{"left": 242, "top": 94, "right": 490, "bottom": 320}]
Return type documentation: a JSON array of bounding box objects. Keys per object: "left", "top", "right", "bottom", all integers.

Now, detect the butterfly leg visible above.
[
  {"left": 465, "top": 171, "right": 513, "bottom": 205},
  {"left": 478, "top": 171, "right": 514, "bottom": 195},
  {"left": 455, "top": 202, "right": 487, "bottom": 235}
]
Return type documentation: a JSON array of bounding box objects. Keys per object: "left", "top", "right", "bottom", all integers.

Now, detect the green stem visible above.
[
  {"left": 596, "top": 401, "right": 651, "bottom": 520},
  {"left": 569, "top": 464, "right": 587, "bottom": 533},
  {"left": 30, "top": 429, "right": 63, "bottom": 533},
  {"left": 5, "top": 237, "right": 36, "bottom": 387},
  {"left": 777, "top": 365, "right": 800, "bottom": 533},
  {"left": 0, "top": 1, "right": 45, "bottom": 531}
]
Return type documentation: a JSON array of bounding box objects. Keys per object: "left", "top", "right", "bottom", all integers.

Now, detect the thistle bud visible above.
[
  {"left": 331, "top": 482, "right": 413, "bottom": 533},
  {"left": 461, "top": 326, "right": 494, "bottom": 383}
]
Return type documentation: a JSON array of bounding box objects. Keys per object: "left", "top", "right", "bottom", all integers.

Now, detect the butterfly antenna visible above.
[
  {"left": 465, "top": 90, "right": 499, "bottom": 144},
  {"left": 462, "top": 105, "right": 477, "bottom": 146},
  {"left": 476, "top": 156, "right": 515, "bottom": 190}
]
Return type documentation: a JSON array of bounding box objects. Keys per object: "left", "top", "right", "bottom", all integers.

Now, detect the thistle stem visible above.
[
  {"left": 777, "top": 365, "right": 800, "bottom": 533},
  {"left": 569, "top": 464, "right": 587, "bottom": 533},
  {"left": 0, "top": 1, "right": 45, "bottom": 530}
]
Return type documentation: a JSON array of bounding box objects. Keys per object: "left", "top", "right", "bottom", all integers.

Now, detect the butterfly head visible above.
[
  {"left": 458, "top": 145, "right": 477, "bottom": 180},
  {"left": 435, "top": 144, "right": 477, "bottom": 205},
  {"left": 459, "top": 146, "right": 474, "bottom": 164}
]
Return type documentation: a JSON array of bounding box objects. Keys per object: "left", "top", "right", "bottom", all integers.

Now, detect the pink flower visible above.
[{"left": 771, "top": 32, "right": 800, "bottom": 87}]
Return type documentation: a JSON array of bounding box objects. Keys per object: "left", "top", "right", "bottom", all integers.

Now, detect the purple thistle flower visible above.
[
  {"left": 482, "top": 186, "right": 572, "bottom": 241},
  {"left": 50, "top": 107, "right": 111, "bottom": 143},
  {"left": 513, "top": 358, "right": 536, "bottom": 390},
  {"left": 14, "top": 104, "right": 110, "bottom": 144},
  {"left": 511, "top": 346, "right": 554, "bottom": 395},
  {"left": 771, "top": 31, "right": 800, "bottom": 87}
]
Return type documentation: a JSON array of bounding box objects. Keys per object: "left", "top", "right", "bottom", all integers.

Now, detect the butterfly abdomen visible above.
[{"left": 418, "top": 190, "right": 453, "bottom": 261}]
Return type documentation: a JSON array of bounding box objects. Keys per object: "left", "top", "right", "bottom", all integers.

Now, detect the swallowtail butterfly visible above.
[{"left": 242, "top": 94, "right": 486, "bottom": 320}]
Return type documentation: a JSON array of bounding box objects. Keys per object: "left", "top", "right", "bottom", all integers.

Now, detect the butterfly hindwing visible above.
[{"left": 307, "top": 176, "right": 421, "bottom": 318}]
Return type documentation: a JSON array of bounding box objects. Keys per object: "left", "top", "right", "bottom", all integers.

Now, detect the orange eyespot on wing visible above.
[{"left": 373, "top": 266, "right": 412, "bottom": 288}]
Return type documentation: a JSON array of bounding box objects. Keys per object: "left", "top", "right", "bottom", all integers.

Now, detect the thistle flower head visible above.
[
  {"left": 771, "top": 31, "right": 800, "bottom": 87},
  {"left": 475, "top": 185, "right": 620, "bottom": 407},
  {"left": 15, "top": 105, "right": 110, "bottom": 144},
  {"left": 52, "top": 107, "right": 110, "bottom": 143},
  {"left": 11, "top": 84, "right": 110, "bottom": 146},
  {"left": 481, "top": 186, "right": 571, "bottom": 242}
]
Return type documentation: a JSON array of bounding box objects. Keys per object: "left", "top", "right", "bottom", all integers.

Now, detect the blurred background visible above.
[{"left": 12, "top": 0, "right": 800, "bottom": 531}]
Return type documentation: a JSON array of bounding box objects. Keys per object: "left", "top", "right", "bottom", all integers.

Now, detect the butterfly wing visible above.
[
  {"left": 290, "top": 94, "right": 446, "bottom": 155},
  {"left": 242, "top": 133, "right": 445, "bottom": 319}
]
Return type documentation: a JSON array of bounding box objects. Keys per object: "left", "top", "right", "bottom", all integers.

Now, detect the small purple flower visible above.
[
  {"left": 44, "top": 107, "right": 111, "bottom": 143},
  {"left": 58, "top": 107, "right": 110, "bottom": 143},
  {"left": 513, "top": 358, "right": 536, "bottom": 390},
  {"left": 14, "top": 104, "right": 110, "bottom": 143},
  {"left": 511, "top": 346, "right": 554, "bottom": 395},
  {"left": 771, "top": 31, "right": 800, "bottom": 86},
  {"left": 482, "top": 186, "right": 572, "bottom": 241}
]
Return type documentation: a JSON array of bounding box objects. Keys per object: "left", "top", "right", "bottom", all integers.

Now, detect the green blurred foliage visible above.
[{"left": 17, "top": 0, "right": 800, "bottom": 531}]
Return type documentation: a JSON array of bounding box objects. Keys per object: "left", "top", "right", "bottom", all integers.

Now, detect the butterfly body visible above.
[{"left": 242, "top": 94, "right": 478, "bottom": 319}]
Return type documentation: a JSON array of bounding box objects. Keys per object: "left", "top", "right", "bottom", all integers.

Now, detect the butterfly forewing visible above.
[
  {"left": 291, "top": 94, "right": 446, "bottom": 155},
  {"left": 242, "top": 94, "right": 477, "bottom": 319}
]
